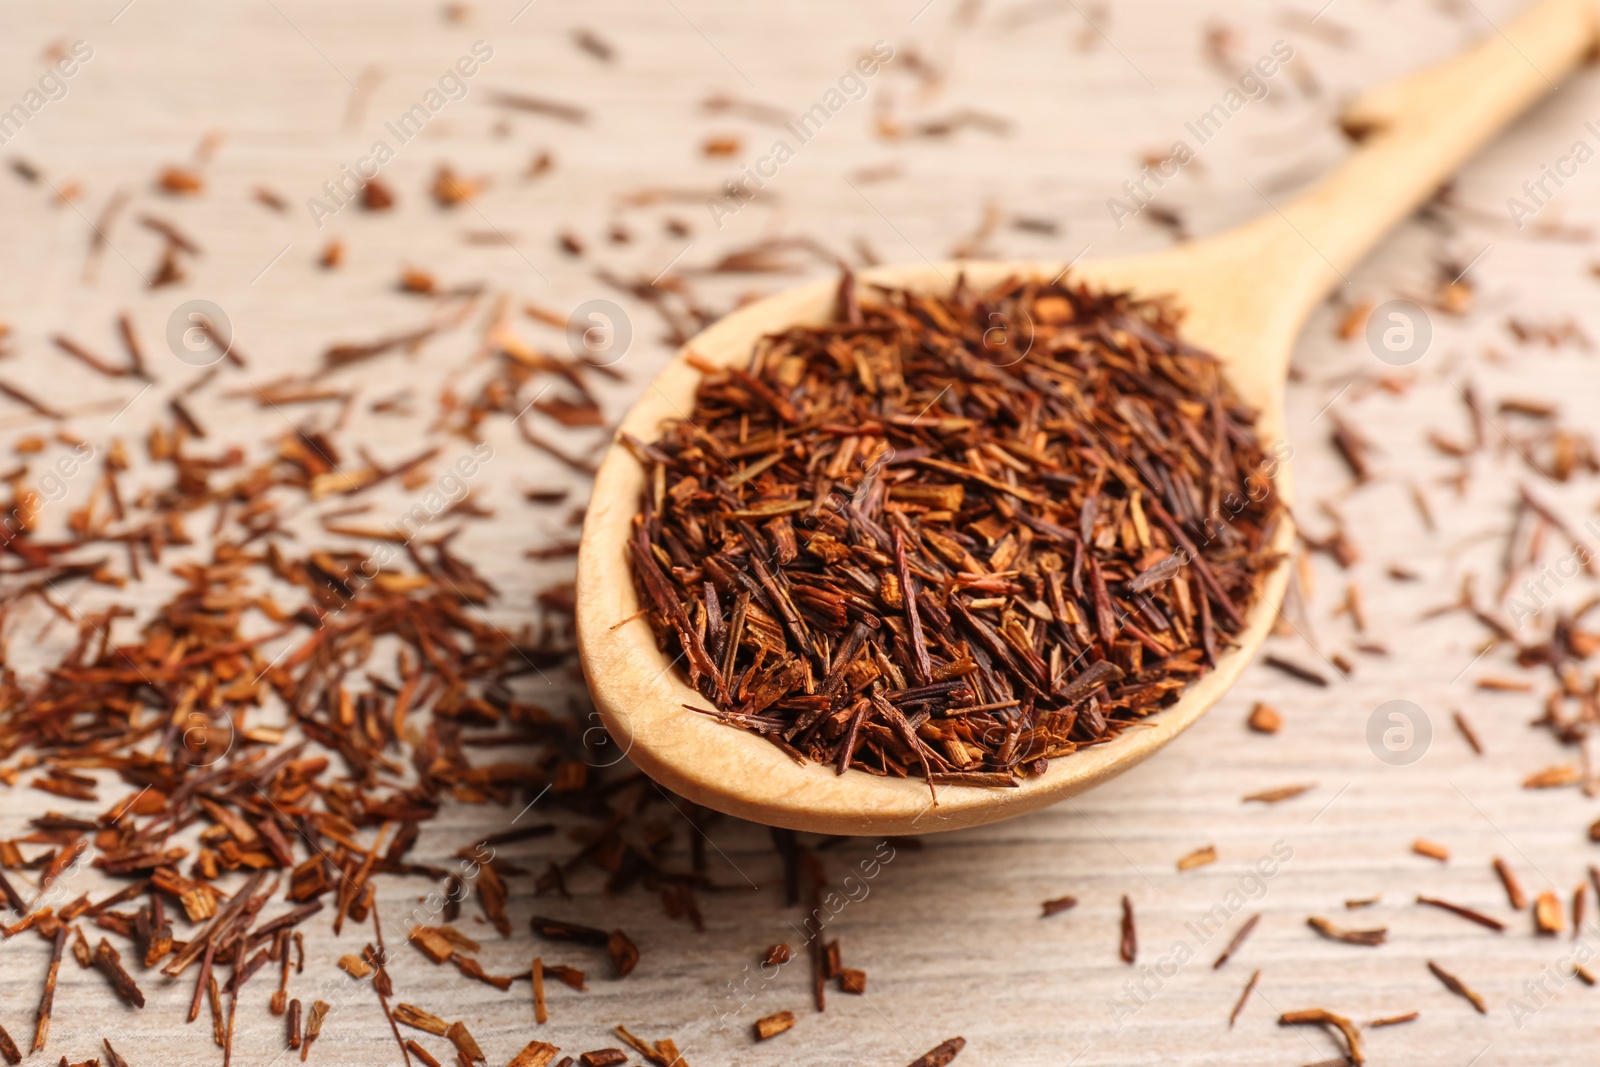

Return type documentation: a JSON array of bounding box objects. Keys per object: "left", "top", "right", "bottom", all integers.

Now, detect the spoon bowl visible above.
[{"left": 576, "top": 0, "right": 1596, "bottom": 834}]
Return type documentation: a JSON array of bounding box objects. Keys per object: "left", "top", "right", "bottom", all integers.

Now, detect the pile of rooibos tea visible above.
[{"left": 626, "top": 272, "right": 1284, "bottom": 785}]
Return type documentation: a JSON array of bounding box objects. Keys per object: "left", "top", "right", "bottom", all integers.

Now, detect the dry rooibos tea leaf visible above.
[
  {"left": 1493, "top": 857, "right": 1527, "bottom": 909},
  {"left": 1415, "top": 895, "right": 1506, "bottom": 932},
  {"left": 1306, "top": 915, "right": 1386, "bottom": 946},
  {"left": 1427, "top": 960, "right": 1487, "bottom": 1014},
  {"left": 507, "top": 1041, "right": 561, "bottom": 1067},
  {"left": 1246, "top": 701, "right": 1281, "bottom": 733},
  {"left": 628, "top": 273, "right": 1284, "bottom": 783},
  {"left": 753, "top": 1011, "right": 795, "bottom": 1041},
  {"left": 1534, "top": 890, "right": 1565, "bottom": 934},
  {"left": 907, "top": 1036, "right": 966, "bottom": 1067},
  {"left": 1412, "top": 838, "right": 1450, "bottom": 862},
  {"left": 1228, "top": 969, "right": 1259, "bottom": 1029},
  {"left": 1279, "top": 1008, "right": 1363, "bottom": 1065},
  {"left": 1040, "top": 895, "right": 1078, "bottom": 918},
  {"left": 1211, "top": 913, "right": 1260, "bottom": 970}
]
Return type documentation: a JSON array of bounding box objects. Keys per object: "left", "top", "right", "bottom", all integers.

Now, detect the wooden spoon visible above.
[{"left": 576, "top": 0, "right": 1597, "bottom": 835}]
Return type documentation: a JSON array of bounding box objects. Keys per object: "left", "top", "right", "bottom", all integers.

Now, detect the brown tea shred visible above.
[
  {"left": 224, "top": 985, "right": 240, "bottom": 1066},
  {"left": 406, "top": 1042, "right": 443, "bottom": 1067},
  {"left": 302, "top": 999, "right": 331, "bottom": 1061},
  {"left": 508, "top": 1042, "right": 562, "bottom": 1067},
  {"left": 0, "top": 870, "right": 26, "bottom": 918},
  {"left": 31, "top": 922, "right": 66, "bottom": 1053},
  {"left": 612, "top": 1026, "right": 664, "bottom": 1064},
  {"left": 92, "top": 938, "right": 146, "bottom": 1007},
  {"left": 52, "top": 334, "right": 128, "bottom": 378},
  {"left": 1454, "top": 710, "right": 1484, "bottom": 755},
  {"left": 1366, "top": 1011, "right": 1419, "bottom": 1027},
  {"left": 1247, "top": 702, "right": 1281, "bottom": 733},
  {"left": 187, "top": 946, "right": 214, "bottom": 1026},
  {"left": 394, "top": 1004, "right": 451, "bottom": 1036},
  {"left": 521, "top": 422, "right": 600, "bottom": 476},
  {"left": 1279, "top": 1008, "right": 1364, "bottom": 1065},
  {"left": 1119, "top": 895, "right": 1137, "bottom": 963},
  {"left": 368, "top": 911, "right": 410, "bottom": 1067},
  {"left": 102, "top": 1039, "right": 131, "bottom": 1067},
  {"left": 1261, "top": 654, "right": 1329, "bottom": 687},
  {"left": 1328, "top": 413, "right": 1373, "bottom": 483},
  {"left": 1412, "top": 839, "right": 1450, "bottom": 862},
  {"left": 753, "top": 1011, "right": 795, "bottom": 1041},
  {"left": 1427, "top": 960, "right": 1487, "bottom": 1013},
  {"left": 448, "top": 1023, "right": 483, "bottom": 1062},
  {"left": 1040, "top": 895, "right": 1078, "bottom": 917},
  {"left": 531, "top": 917, "right": 611, "bottom": 946},
  {"left": 208, "top": 975, "right": 226, "bottom": 1047},
  {"left": 272, "top": 931, "right": 292, "bottom": 1014},
  {"left": 1212, "top": 912, "right": 1260, "bottom": 969},
  {"left": 487, "top": 90, "right": 588, "bottom": 123},
  {"left": 1416, "top": 895, "right": 1506, "bottom": 932},
  {"left": 606, "top": 930, "right": 640, "bottom": 976},
  {"left": 1307, "top": 916, "right": 1386, "bottom": 947},
  {"left": 824, "top": 939, "right": 843, "bottom": 980},
  {"left": 1243, "top": 783, "right": 1315, "bottom": 804},
  {"left": 0, "top": 378, "right": 63, "bottom": 420},
  {"left": 1493, "top": 857, "right": 1527, "bottom": 910},
  {"left": 628, "top": 274, "right": 1283, "bottom": 780},
  {"left": 533, "top": 956, "right": 550, "bottom": 1023},
  {"left": 906, "top": 1037, "right": 966, "bottom": 1067},
  {"left": 0, "top": 1024, "right": 19, "bottom": 1066},
  {"left": 1228, "top": 969, "right": 1259, "bottom": 1028},
  {"left": 1534, "top": 890, "right": 1565, "bottom": 934},
  {"left": 803, "top": 853, "right": 829, "bottom": 1013}
]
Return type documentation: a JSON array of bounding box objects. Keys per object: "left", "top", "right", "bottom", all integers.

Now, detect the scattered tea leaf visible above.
[
  {"left": 1279, "top": 1008, "right": 1363, "bottom": 1065},
  {"left": 1244, "top": 783, "right": 1315, "bottom": 804},
  {"left": 753, "top": 1011, "right": 795, "bottom": 1041},
  {"left": 1307, "top": 916, "right": 1386, "bottom": 947},
  {"left": 1412, "top": 839, "right": 1450, "bottom": 862},
  {"left": 1416, "top": 895, "right": 1505, "bottom": 932},
  {"left": 1427, "top": 960, "right": 1487, "bottom": 1013}
]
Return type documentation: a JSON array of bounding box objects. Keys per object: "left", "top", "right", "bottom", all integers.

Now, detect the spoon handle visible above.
[{"left": 1214, "top": 0, "right": 1596, "bottom": 365}]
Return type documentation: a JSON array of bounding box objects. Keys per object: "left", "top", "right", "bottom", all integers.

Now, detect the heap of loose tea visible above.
[{"left": 627, "top": 273, "right": 1285, "bottom": 782}]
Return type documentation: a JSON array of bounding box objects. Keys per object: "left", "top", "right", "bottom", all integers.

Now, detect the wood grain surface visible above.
[{"left": 2, "top": 1, "right": 1600, "bottom": 1065}]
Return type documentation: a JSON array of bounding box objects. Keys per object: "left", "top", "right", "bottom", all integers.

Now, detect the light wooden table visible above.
[{"left": 3, "top": 0, "right": 1600, "bottom": 1064}]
